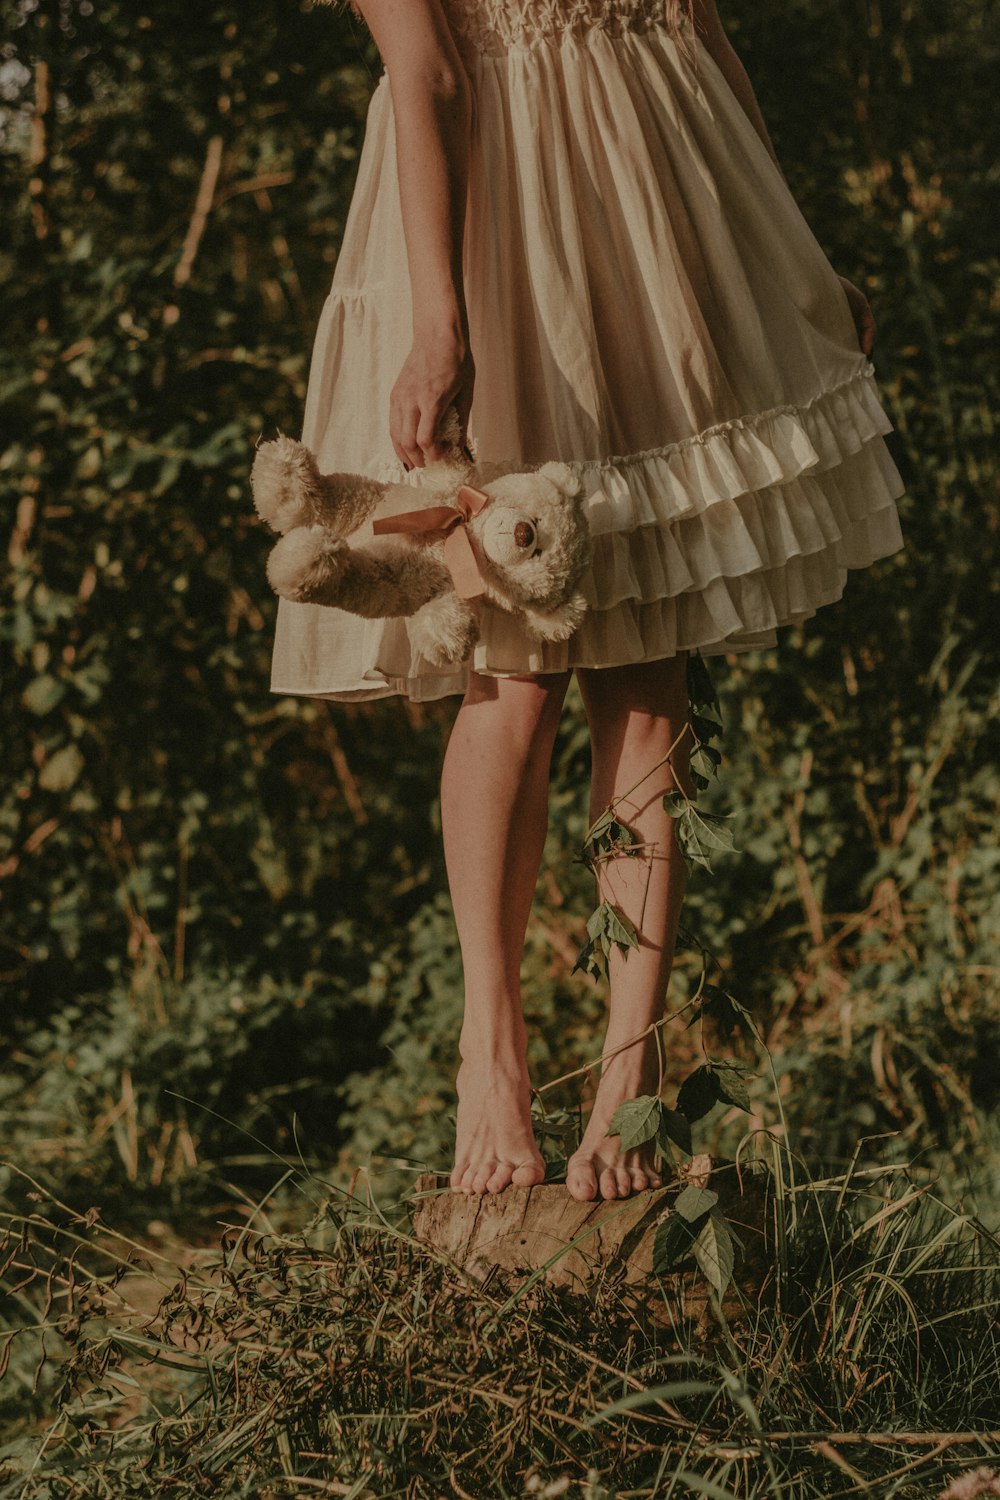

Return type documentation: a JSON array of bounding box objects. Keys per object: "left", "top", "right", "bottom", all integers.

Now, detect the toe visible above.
[
  {"left": 462, "top": 1165, "right": 481, "bottom": 1194},
  {"left": 599, "top": 1166, "right": 620, "bottom": 1200},
  {"left": 450, "top": 1163, "right": 470, "bottom": 1193},
  {"left": 615, "top": 1165, "right": 633, "bottom": 1197},
  {"left": 566, "top": 1156, "right": 598, "bottom": 1201},
  {"left": 511, "top": 1159, "right": 544, "bottom": 1188},
  {"left": 629, "top": 1166, "right": 650, "bottom": 1193},
  {"left": 471, "top": 1161, "right": 498, "bottom": 1194},
  {"left": 486, "top": 1162, "right": 514, "bottom": 1194}
]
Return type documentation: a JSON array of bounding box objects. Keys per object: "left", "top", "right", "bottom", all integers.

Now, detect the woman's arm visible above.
[
  {"left": 349, "top": 0, "right": 476, "bottom": 465},
  {"left": 689, "top": 0, "right": 876, "bottom": 354},
  {"left": 689, "top": 0, "right": 788, "bottom": 182}
]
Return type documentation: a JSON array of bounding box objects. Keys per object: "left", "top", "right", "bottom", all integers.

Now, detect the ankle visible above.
[{"left": 594, "top": 1040, "right": 662, "bottom": 1096}]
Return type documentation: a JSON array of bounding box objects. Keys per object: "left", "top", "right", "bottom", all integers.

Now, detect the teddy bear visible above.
[{"left": 250, "top": 406, "right": 592, "bottom": 667}]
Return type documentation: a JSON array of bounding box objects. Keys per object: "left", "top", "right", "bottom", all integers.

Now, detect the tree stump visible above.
[{"left": 409, "top": 1156, "right": 771, "bottom": 1336}]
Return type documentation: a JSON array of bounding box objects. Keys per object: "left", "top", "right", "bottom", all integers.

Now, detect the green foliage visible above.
[
  {"left": 0, "top": 0, "right": 996, "bottom": 1265},
  {"left": 606, "top": 1093, "right": 661, "bottom": 1150},
  {"left": 0, "top": 0, "right": 455, "bottom": 1207},
  {"left": 665, "top": 792, "right": 741, "bottom": 873},
  {"left": 573, "top": 899, "right": 641, "bottom": 979},
  {"left": 652, "top": 1185, "right": 738, "bottom": 1304},
  {"left": 580, "top": 808, "right": 639, "bottom": 867},
  {"left": 0, "top": 963, "right": 381, "bottom": 1210}
]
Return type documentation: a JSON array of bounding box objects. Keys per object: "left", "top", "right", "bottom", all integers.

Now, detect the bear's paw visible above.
[{"left": 266, "top": 526, "right": 347, "bottom": 603}]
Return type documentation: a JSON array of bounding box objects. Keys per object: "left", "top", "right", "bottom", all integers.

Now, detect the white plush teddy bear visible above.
[{"left": 250, "top": 406, "right": 592, "bottom": 667}]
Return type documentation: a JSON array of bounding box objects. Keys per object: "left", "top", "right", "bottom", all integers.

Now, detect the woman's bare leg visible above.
[
  {"left": 566, "top": 655, "right": 691, "bottom": 1202},
  {"left": 443, "top": 668, "right": 572, "bottom": 1195}
]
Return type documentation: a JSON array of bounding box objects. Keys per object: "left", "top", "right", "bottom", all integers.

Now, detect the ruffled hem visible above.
[
  {"left": 271, "top": 509, "right": 904, "bottom": 703},
  {"left": 367, "top": 360, "right": 893, "bottom": 540},
  {"left": 269, "top": 378, "right": 907, "bottom": 702},
  {"left": 581, "top": 434, "right": 904, "bottom": 611}
]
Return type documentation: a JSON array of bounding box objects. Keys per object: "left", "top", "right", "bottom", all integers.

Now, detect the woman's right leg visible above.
[{"left": 443, "top": 667, "right": 572, "bottom": 1195}]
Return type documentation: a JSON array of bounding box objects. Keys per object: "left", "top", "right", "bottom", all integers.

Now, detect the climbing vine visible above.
[{"left": 538, "top": 652, "right": 759, "bottom": 1302}]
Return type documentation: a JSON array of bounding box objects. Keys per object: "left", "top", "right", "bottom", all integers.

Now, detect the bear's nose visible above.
[{"left": 514, "top": 520, "right": 535, "bottom": 550}]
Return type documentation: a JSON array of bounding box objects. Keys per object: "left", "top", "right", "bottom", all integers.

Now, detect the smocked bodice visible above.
[{"left": 441, "top": 0, "right": 679, "bottom": 56}]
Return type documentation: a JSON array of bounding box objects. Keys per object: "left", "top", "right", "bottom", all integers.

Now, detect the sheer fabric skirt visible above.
[{"left": 270, "top": 9, "right": 905, "bottom": 702}]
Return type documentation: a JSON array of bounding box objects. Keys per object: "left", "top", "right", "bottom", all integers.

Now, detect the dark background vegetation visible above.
[{"left": 1, "top": 0, "right": 997, "bottom": 1248}]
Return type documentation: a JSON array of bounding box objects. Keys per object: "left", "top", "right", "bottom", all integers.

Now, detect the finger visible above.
[
  {"left": 389, "top": 398, "right": 416, "bottom": 471},
  {"left": 416, "top": 407, "right": 448, "bottom": 463},
  {"left": 392, "top": 404, "right": 425, "bottom": 471},
  {"left": 455, "top": 388, "right": 475, "bottom": 460}
]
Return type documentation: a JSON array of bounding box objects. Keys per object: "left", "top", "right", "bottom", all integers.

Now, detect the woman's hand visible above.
[
  {"left": 837, "top": 275, "right": 876, "bottom": 356},
  {"left": 389, "top": 328, "right": 476, "bottom": 470}
]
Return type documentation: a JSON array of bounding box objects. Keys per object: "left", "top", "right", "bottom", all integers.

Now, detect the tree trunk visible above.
[{"left": 409, "top": 1155, "right": 771, "bottom": 1336}]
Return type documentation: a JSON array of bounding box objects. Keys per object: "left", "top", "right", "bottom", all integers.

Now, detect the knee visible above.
[{"left": 457, "top": 669, "right": 570, "bottom": 753}]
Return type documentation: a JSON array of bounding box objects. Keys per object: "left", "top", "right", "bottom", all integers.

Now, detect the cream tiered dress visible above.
[{"left": 270, "top": 0, "right": 906, "bottom": 702}]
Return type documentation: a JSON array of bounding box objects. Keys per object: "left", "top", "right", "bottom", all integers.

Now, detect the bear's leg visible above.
[
  {"left": 251, "top": 436, "right": 324, "bottom": 535},
  {"left": 267, "top": 531, "right": 448, "bottom": 618},
  {"left": 409, "top": 592, "right": 480, "bottom": 666},
  {"left": 251, "top": 435, "right": 386, "bottom": 538}
]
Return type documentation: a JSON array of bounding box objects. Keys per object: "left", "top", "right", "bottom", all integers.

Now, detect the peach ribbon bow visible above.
[{"left": 371, "top": 483, "right": 490, "bottom": 600}]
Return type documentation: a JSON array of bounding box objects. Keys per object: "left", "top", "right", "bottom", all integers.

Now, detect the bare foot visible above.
[
  {"left": 565, "top": 1050, "right": 664, "bottom": 1201},
  {"left": 450, "top": 1058, "right": 547, "bottom": 1195}
]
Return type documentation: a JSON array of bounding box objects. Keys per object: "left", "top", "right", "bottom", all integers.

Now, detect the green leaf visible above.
[
  {"left": 607, "top": 1094, "right": 661, "bottom": 1150},
  {"left": 677, "top": 1065, "right": 719, "bottom": 1124},
  {"left": 656, "top": 1107, "right": 692, "bottom": 1158},
  {"left": 692, "top": 1207, "right": 736, "bottom": 1299},
  {"left": 687, "top": 984, "right": 757, "bottom": 1041},
  {"left": 603, "top": 904, "right": 640, "bottom": 954},
  {"left": 22, "top": 674, "right": 66, "bottom": 716},
  {"left": 673, "top": 805, "right": 739, "bottom": 873},
  {"left": 584, "top": 808, "right": 616, "bottom": 848},
  {"left": 572, "top": 936, "right": 602, "bottom": 980},
  {"left": 713, "top": 1064, "right": 754, "bottom": 1113},
  {"left": 582, "top": 810, "right": 638, "bottom": 866},
  {"left": 38, "top": 744, "right": 84, "bottom": 792},
  {"left": 652, "top": 1211, "right": 702, "bottom": 1273},
  {"left": 673, "top": 1184, "right": 718, "bottom": 1222},
  {"left": 691, "top": 711, "right": 724, "bottom": 744},
  {"left": 690, "top": 742, "right": 722, "bottom": 784},
  {"left": 608, "top": 818, "right": 637, "bottom": 850},
  {"left": 574, "top": 901, "right": 641, "bottom": 977}
]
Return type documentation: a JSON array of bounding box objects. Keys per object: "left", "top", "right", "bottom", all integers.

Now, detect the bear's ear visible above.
[
  {"left": 520, "top": 591, "right": 588, "bottom": 644},
  {"left": 534, "top": 460, "right": 582, "bottom": 498}
]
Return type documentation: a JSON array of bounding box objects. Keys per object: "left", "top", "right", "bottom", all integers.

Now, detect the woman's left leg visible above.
[{"left": 566, "top": 655, "right": 692, "bottom": 1201}]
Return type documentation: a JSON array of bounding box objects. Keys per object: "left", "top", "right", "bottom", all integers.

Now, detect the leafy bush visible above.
[{"left": 1, "top": 0, "right": 997, "bottom": 1227}]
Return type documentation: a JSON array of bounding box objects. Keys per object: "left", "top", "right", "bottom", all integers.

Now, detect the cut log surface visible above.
[{"left": 409, "top": 1156, "right": 770, "bottom": 1332}]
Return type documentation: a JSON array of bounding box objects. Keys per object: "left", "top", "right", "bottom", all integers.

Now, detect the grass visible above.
[{"left": 1, "top": 1133, "right": 999, "bottom": 1500}]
